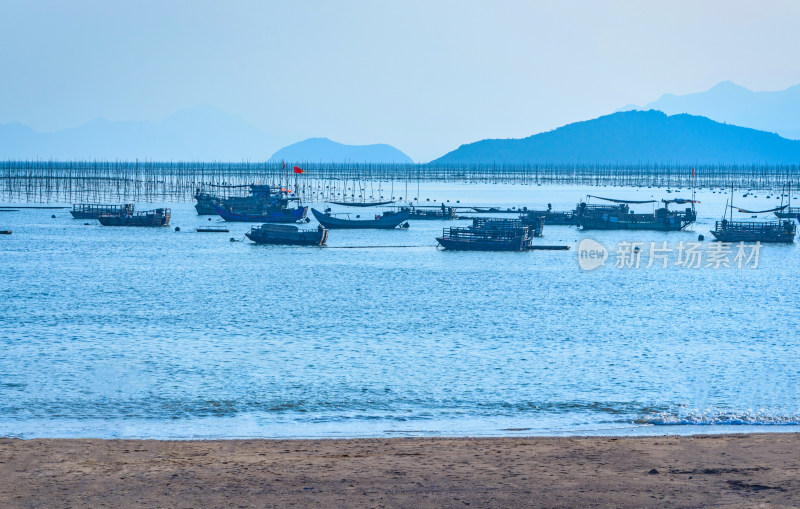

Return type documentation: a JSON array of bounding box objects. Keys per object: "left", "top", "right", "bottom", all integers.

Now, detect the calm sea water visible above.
[{"left": 1, "top": 183, "right": 799, "bottom": 439}]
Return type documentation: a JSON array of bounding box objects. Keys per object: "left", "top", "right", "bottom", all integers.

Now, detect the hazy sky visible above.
[{"left": 2, "top": 0, "right": 800, "bottom": 161}]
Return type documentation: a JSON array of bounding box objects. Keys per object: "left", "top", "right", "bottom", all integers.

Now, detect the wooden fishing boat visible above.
[
  {"left": 311, "top": 208, "right": 410, "bottom": 229},
  {"left": 214, "top": 204, "right": 308, "bottom": 223},
  {"left": 0, "top": 230, "right": 11, "bottom": 235},
  {"left": 98, "top": 208, "right": 170, "bottom": 227},
  {"left": 194, "top": 184, "right": 261, "bottom": 215},
  {"left": 196, "top": 184, "right": 305, "bottom": 219},
  {"left": 472, "top": 217, "right": 544, "bottom": 237},
  {"left": 71, "top": 203, "right": 134, "bottom": 219},
  {"left": 711, "top": 187, "right": 796, "bottom": 243},
  {"left": 578, "top": 197, "right": 696, "bottom": 231},
  {"left": 194, "top": 192, "right": 220, "bottom": 215},
  {"left": 437, "top": 226, "right": 530, "bottom": 251},
  {"left": 387, "top": 204, "right": 455, "bottom": 220},
  {"left": 521, "top": 209, "right": 578, "bottom": 226},
  {"left": 774, "top": 207, "right": 800, "bottom": 219},
  {"left": 773, "top": 183, "right": 800, "bottom": 220},
  {"left": 246, "top": 223, "right": 328, "bottom": 246},
  {"left": 711, "top": 219, "right": 796, "bottom": 243}
]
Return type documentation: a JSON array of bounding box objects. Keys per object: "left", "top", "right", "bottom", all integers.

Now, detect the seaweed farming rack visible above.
[{"left": 2, "top": 160, "right": 799, "bottom": 203}]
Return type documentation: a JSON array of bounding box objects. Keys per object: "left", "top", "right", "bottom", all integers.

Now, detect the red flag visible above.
[
  {"left": 293, "top": 166, "right": 304, "bottom": 174},
  {"left": 692, "top": 167, "right": 695, "bottom": 178},
  {"left": 282, "top": 161, "right": 286, "bottom": 170}
]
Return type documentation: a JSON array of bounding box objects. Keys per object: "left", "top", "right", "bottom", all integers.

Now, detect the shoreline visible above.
[{"left": 2, "top": 433, "right": 797, "bottom": 507}]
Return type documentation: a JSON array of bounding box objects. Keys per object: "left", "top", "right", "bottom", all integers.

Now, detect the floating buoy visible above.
[
  {"left": 51, "top": 214, "right": 56, "bottom": 218},
  {"left": 84, "top": 222, "right": 90, "bottom": 225},
  {"left": 174, "top": 226, "right": 180, "bottom": 231},
  {"left": 698, "top": 234, "right": 705, "bottom": 241},
  {"left": 230, "top": 237, "right": 236, "bottom": 242},
  {"left": 208, "top": 217, "right": 212, "bottom": 221}
]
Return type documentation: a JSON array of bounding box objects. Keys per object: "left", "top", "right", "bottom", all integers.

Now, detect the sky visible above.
[{"left": 2, "top": 0, "right": 800, "bottom": 162}]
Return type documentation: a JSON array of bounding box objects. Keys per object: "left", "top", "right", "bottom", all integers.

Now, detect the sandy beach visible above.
[{"left": 0, "top": 433, "right": 797, "bottom": 508}]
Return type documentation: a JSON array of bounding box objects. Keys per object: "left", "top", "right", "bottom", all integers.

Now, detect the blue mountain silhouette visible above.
[
  {"left": 0, "top": 105, "right": 288, "bottom": 161},
  {"left": 431, "top": 110, "right": 800, "bottom": 165},
  {"left": 622, "top": 81, "right": 800, "bottom": 140},
  {"left": 270, "top": 137, "right": 413, "bottom": 164}
]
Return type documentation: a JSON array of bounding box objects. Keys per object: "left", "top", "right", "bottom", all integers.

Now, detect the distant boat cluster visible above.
[{"left": 4, "top": 181, "right": 798, "bottom": 247}]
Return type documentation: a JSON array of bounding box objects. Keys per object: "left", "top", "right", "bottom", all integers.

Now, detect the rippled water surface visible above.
[{"left": 1, "top": 184, "right": 799, "bottom": 438}]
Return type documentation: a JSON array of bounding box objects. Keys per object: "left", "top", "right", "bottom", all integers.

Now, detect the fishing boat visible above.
[
  {"left": 578, "top": 196, "right": 696, "bottom": 231},
  {"left": 389, "top": 204, "right": 455, "bottom": 220},
  {"left": 196, "top": 184, "right": 306, "bottom": 221},
  {"left": 711, "top": 193, "right": 796, "bottom": 243},
  {"left": 211, "top": 185, "right": 308, "bottom": 223},
  {"left": 520, "top": 207, "right": 579, "bottom": 226},
  {"left": 437, "top": 225, "right": 531, "bottom": 251},
  {"left": 775, "top": 207, "right": 800, "bottom": 219},
  {"left": 214, "top": 204, "right": 308, "bottom": 223},
  {"left": 472, "top": 217, "right": 544, "bottom": 237},
  {"left": 194, "top": 192, "right": 221, "bottom": 215},
  {"left": 246, "top": 223, "right": 328, "bottom": 246},
  {"left": 194, "top": 184, "right": 256, "bottom": 215},
  {"left": 70, "top": 203, "right": 134, "bottom": 219},
  {"left": 711, "top": 218, "right": 796, "bottom": 243},
  {"left": 311, "top": 208, "right": 410, "bottom": 229},
  {"left": 774, "top": 184, "right": 800, "bottom": 220},
  {"left": 98, "top": 208, "right": 170, "bottom": 227}
]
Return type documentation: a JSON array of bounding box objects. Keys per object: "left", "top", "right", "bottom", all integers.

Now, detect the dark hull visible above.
[
  {"left": 98, "top": 210, "right": 170, "bottom": 227},
  {"left": 246, "top": 229, "right": 328, "bottom": 246},
  {"left": 408, "top": 211, "right": 455, "bottom": 220},
  {"left": 774, "top": 208, "right": 800, "bottom": 219},
  {"left": 541, "top": 215, "right": 578, "bottom": 226},
  {"left": 580, "top": 217, "right": 692, "bottom": 231},
  {"left": 70, "top": 211, "right": 105, "bottom": 219},
  {"left": 312, "top": 208, "right": 409, "bottom": 229},
  {"left": 711, "top": 220, "right": 795, "bottom": 243},
  {"left": 195, "top": 200, "right": 218, "bottom": 215},
  {"left": 214, "top": 205, "right": 308, "bottom": 223},
  {"left": 710, "top": 231, "right": 795, "bottom": 243},
  {"left": 524, "top": 211, "right": 577, "bottom": 226},
  {"left": 436, "top": 236, "right": 527, "bottom": 251}
]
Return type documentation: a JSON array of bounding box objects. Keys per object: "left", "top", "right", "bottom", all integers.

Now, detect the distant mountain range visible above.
[
  {"left": 0, "top": 105, "right": 289, "bottom": 161},
  {"left": 269, "top": 137, "right": 413, "bottom": 164},
  {"left": 620, "top": 81, "right": 800, "bottom": 140},
  {"left": 0, "top": 107, "right": 415, "bottom": 163},
  {"left": 431, "top": 110, "right": 800, "bottom": 165}
]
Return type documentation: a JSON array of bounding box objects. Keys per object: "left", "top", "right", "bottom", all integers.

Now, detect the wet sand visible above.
[{"left": 1, "top": 433, "right": 798, "bottom": 508}]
